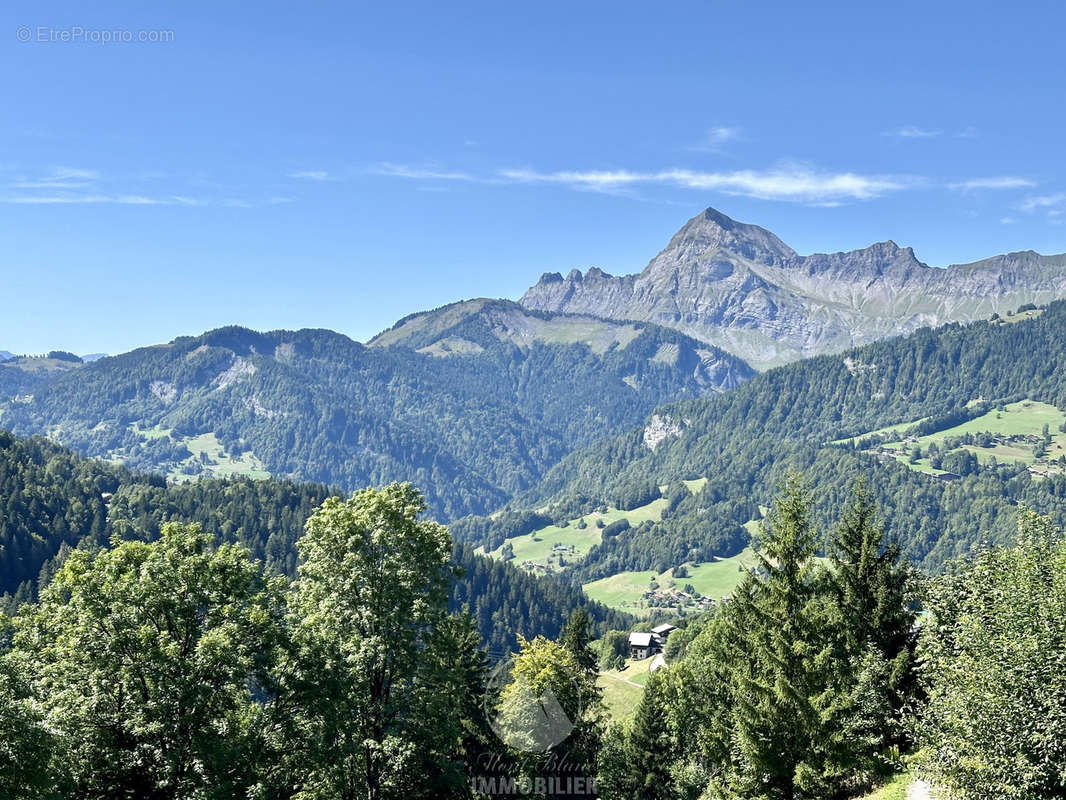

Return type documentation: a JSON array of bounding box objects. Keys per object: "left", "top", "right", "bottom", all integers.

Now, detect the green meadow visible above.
[
  {"left": 583, "top": 547, "right": 757, "bottom": 615},
  {"left": 488, "top": 496, "right": 671, "bottom": 569}
]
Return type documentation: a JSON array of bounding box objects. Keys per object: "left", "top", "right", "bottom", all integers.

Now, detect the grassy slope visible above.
[
  {"left": 597, "top": 656, "right": 658, "bottom": 721},
  {"left": 584, "top": 547, "right": 757, "bottom": 615},
  {"left": 487, "top": 496, "right": 670, "bottom": 569},
  {"left": 132, "top": 425, "right": 271, "bottom": 481},
  {"left": 858, "top": 772, "right": 912, "bottom": 800},
  {"left": 867, "top": 400, "right": 1066, "bottom": 475},
  {"left": 597, "top": 673, "right": 645, "bottom": 721}
]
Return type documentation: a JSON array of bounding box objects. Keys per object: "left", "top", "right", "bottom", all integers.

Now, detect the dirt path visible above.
[
  {"left": 600, "top": 672, "right": 644, "bottom": 688},
  {"left": 907, "top": 780, "right": 932, "bottom": 800}
]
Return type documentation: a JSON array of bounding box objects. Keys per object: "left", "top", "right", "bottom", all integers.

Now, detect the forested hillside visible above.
[
  {"left": 0, "top": 430, "right": 628, "bottom": 653},
  {"left": 0, "top": 311, "right": 752, "bottom": 520},
  {"left": 455, "top": 303, "right": 1066, "bottom": 579}
]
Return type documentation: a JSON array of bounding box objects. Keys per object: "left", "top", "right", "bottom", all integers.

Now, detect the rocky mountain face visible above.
[{"left": 520, "top": 207, "right": 1066, "bottom": 370}]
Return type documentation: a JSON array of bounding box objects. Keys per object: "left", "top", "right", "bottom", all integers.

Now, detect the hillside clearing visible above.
[
  {"left": 848, "top": 400, "right": 1066, "bottom": 477},
  {"left": 584, "top": 548, "right": 757, "bottom": 615},
  {"left": 487, "top": 495, "right": 671, "bottom": 572}
]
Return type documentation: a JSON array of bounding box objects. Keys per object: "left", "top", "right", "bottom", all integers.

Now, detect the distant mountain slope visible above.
[
  {"left": 0, "top": 350, "right": 13, "bottom": 362},
  {"left": 521, "top": 207, "right": 1066, "bottom": 369},
  {"left": 492, "top": 302, "right": 1066, "bottom": 576},
  {"left": 370, "top": 298, "right": 753, "bottom": 390},
  {"left": 0, "top": 354, "right": 84, "bottom": 397},
  {"left": 0, "top": 312, "right": 752, "bottom": 520}
]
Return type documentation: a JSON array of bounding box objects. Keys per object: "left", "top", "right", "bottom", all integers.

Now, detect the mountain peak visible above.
[{"left": 640, "top": 207, "right": 797, "bottom": 280}]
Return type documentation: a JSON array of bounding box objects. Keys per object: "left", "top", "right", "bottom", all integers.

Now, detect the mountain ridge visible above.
[
  {"left": 520, "top": 207, "right": 1066, "bottom": 369},
  {"left": 0, "top": 313, "right": 752, "bottom": 520}
]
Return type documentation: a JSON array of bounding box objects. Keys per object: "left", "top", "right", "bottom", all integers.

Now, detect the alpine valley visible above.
[{"left": 6, "top": 206, "right": 1066, "bottom": 799}]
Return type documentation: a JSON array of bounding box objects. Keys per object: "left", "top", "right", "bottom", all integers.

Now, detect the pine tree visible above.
[
  {"left": 620, "top": 672, "right": 674, "bottom": 800},
  {"left": 830, "top": 480, "right": 913, "bottom": 658},
  {"left": 562, "top": 607, "right": 599, "bottom": 678},
  {"left": 719, "top": 474, "right": 827, "bottom": 799}
]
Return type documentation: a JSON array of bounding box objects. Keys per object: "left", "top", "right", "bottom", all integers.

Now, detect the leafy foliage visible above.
[
  {"left": 11, "top": 523, "right": 288, "bottom": 798},
  {"left": 0, "top": 430, "right": 627, "bottom": 656},
  {"left": 916, "top": 511, "right": 1066, "bottom": 798},
  {"left": 1, "top": 487, "right": 494, "bottom": 799}
]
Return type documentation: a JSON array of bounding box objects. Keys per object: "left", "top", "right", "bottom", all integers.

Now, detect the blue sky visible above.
[{"left": 2, "top": 0, "right": 1064, "bottom": 354}]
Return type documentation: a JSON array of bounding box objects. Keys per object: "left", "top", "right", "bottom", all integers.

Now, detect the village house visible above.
[
  {"left": 628, "top": 632, "right": 655, "bottom": 660},
  {"left": 628, "top": 623, "right": 678, "bottom": 659}
]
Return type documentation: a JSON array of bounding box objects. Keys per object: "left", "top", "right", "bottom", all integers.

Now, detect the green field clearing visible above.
[
  {"left": 582, "top": 570, "right": 659, "bottom": 610},
  {"left": 597, "top": 657, "right": 660, "bottom": 720},
  {"left": 997, "top": 306, "right": 1045, "bottom": 325},
  {"left": 488, "top": 495, "right": 671, "bottom": 570},
  {"left": 682, "top": 477, "right": 708, "bottom": 494},
  {"left": 132, "top": 424, "right": 173, "bottom": 440},
  {"left": 831, "top": 417, "right": 932, "bottom": 446},
  {"left": 597, "top": 673, "right": 644, "bottom": 721},
  {"left": 584, "top": 548, "right": 756, "bottom": 614},
  {"left": 0, "top": 356, "right": 84, "bottom": 374},
  {"left": 857, "top": 400, "right": 1066, "bottom": 474},
  {"left": 128, "top": 426, "right": 271, "bottom": 482},
  {"left": 181, "top": 432, "right": 271, "bottom": 480}
]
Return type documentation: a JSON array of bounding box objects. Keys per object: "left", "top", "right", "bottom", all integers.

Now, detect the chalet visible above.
[
  {"left": 629, "top": 623, "right": 679, "bottom": 660},
  {"left": 628, "top": 632, "right": 655, "bottom": 660},
  {"left": 649, "top": 653, "right": 667, "bottom": 674},
  {"left": 651, "top": 623, "right": 677, "bottom": 645}
]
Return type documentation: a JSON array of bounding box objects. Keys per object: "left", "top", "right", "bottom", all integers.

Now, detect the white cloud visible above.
[
  {"left": 690, "top": 126, "right": 742, "bottom": 152},
  {"left": 9, "top": 166, "right": 100, "bottom": 190},
  {"left": 288, "top": 170, "right": 334, "bottom": 181},
  {"left": 371, "top": 162, "right": 478, "bottom": 181},
  {"left": 886, "top": 125, "right": 942, "bottom": 138},
  {"left": 1, "top": 193, "right": 173, "bottom": 205},
  {"left": 499, "top": 165, "right": 909, "bottom": 203},
  {"left": 10, "top": 180, "right": 93, "bottom": 190},
  {"left": 1, "top": 166, "right": 273, "bottom": 208},
  {"left": 1000, "top": 217, "right": 1017, "bottom": 225},
  {"left": 949, "top": 177, "right": 1036, "bottom": 191},
  {"left": 1021, "top": 193, "right": 1066, "bottom": 212},
  {"left": 46, "top": 167, "right": 100, "bottom": 181}
]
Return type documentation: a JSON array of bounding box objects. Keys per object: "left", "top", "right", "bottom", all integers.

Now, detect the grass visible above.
[
  {"left": 858, "top": 772, "right": 912, "bottom": 800},
  {"left": 597, "top": 673, "right": 644, "bottom": 721},
  {"left": 0, "top": 356, "right": 84, "bottom": 374},
  {"left": 673, "top": 548, "right": 759, "bottom": 598},
  {"left": 682, "top": 477, "right": 708, "bottom": 494},
  {"left": 996, "top": 306, "right": 1045, "bottom": 325},
  {"left": 130, "top": 426, "right": 271, "bottom": 482},
  {"left": 855, "top": 400, "right": 1066, "bottom": 474},
  {"left": 181, "top": 432, "right": 271, "bottom": 480},
  {"left": 132, "top": 423, "right": 173, "bottom": 440},
  {"left": 488, "top": 496, "right": 671, "bottom": 570},
  {"left": 597, "top": 657, "right": 660, "bottom": 720},
  {"left": 583, "top": 547, "right": 757, "bottom": 614},
  {"left": 416, "top": 337, "right": 485, "bottom": 357},
  {"left": 831, "top": 417, "right": 932, "bottom": 447},
  {"left": 582, "top": 571, "right": 660, "bottom": 610}
]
